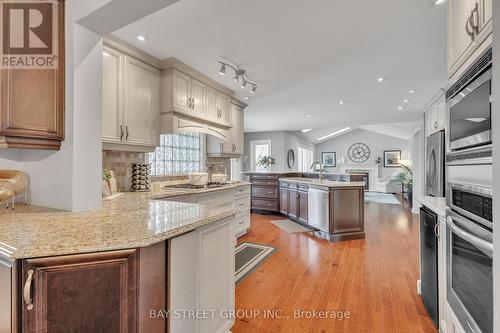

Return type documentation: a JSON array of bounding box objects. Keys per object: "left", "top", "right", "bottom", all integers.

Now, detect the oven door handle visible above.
[{"left": 447, "top": 216, "right": 493, "bottom": 258}]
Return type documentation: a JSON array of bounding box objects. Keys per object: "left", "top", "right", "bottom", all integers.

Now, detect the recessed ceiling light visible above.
[
  {"left": 339, "top": 100, "right": 346, "bottom": 105},
  {"left": 397, "top": 106, "right": 404, "bottom": 111},
  {"left": 408, "top": 89, "right": 416, "bottom": 93},
  {"left": 377, "top": 77, "right": 387, "bottom": 82},
  {"left": 243, "top": 96, "right": 249, "bottom": 100},
  {"left": 136, "top": 34, "right": 148, "bottom": 42},
  {"left": 403, "top": 99, "right": 409, "bottom": 103},
  {"left": 317, "top": 127, "right": 351, "bottom": 141},
  {"left": 433, "top": 0, "right": 447, "bottom": 5},
  {"left": 306, "top": 115, "right": 313, "bottom": 118},
  {"left": 301, "top": 129, "right": 312, "bottom": 133}
]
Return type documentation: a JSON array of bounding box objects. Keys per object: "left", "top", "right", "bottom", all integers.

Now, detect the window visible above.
[
  {"left": 250, "top": 140, "right": 271, "bottom": 171},
  {"left": 148, "top": 133, "right": 201, "bottom": 176},
  {"left": 297, "top": 145, "right": 313, "bottom": 172}
]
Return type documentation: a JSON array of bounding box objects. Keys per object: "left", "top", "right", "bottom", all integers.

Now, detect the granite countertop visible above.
[
  {"left": 150, "top": 181, "right": 250, "bottom": 199},
  {"left": 417, "top": 196, "right": 448, "bottom": 217},
  {"left": 280, "top": 177, "right": 365, "bottom": 188},
  {"left": 0, "top": 187, "right": 244, "bottom": 260}
]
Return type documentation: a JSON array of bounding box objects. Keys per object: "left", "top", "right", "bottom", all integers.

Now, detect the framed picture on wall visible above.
[
  {"left": 321, "top": 152, "right": 336, "bottom": 167},
  {"left": 383, "top": 150, "right": 401, "bottom": 167}
]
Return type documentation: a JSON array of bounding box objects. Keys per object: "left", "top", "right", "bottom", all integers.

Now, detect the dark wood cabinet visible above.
[
  {"left": 298, "top": 188, "right": 308, "bottom": 224},
  {"left": 249, "top": 174, "right": 280, "bottom": 213},
  {"left": 280, "top": 186, "right": 289, "bottom": 215},
  {"left": 287, "top": 185, "right": 298, "bottom": 220},
  {"left": 21, "top": 242, "right": 166, "bottom": 333},
  {"left": 0, "top": 0, "right": 65, "bottom": 150}
]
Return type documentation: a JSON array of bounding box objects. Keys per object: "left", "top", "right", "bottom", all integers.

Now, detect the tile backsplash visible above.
[
  {"left": 102, "top": 151, "right": 145, "bottom": 192},
  {"left": 103, "top": 151, "right": 233, "bottom": 191}
]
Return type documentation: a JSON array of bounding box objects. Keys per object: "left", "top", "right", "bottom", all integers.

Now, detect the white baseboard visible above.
[{"left": 416, "top": 279, "right": 421, "bottom": 295}]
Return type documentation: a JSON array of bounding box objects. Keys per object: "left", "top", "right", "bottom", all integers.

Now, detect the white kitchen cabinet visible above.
[
  {"left": 161, "top": 69, "right": 232, "bottom": 128},
  {"left": 447, "top": 0, "right": 492, "bottom": 78},
  {"left": 102, "top": 46, "right": 124, "bottom": 144},
  {"left": 437, "top": 216, "right": 448, "bottom": 333},
  {"left": 169, "top": 216, "right": 235, "bottom": 333},
  {"left": 424, "top": 92, "right": 446, "bottom": 137},
  {"left": 123, "top": 56, "right": 160, "bottom": 148},
  {"left": 102, "top": 44, "right": 160, "bottom": 152},
  {"left": 207, "top": 102, "right": 245, "bottom": 157}
]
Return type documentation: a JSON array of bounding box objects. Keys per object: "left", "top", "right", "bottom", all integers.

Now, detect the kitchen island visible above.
[
  {"left": 0, "top": 182, "right": 250, "bottom": 333},
  {"left": 279, "top": 177, "right": 365, "bottom": 242}
]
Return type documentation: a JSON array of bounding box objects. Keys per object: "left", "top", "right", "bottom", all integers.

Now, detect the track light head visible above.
[
  {"left": 218, "top": 63, "right": 226, "bottom": 75},
  {"left": 250, "top": 85, "right": 257, "bottom": 94},
  {"left": 241, "top": 80, "right": 247, "bottom": 89}
]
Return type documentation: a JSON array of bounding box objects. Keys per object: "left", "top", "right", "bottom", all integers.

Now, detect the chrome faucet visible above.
[{"left": 310, "top": 161, "right": 324, "bottom": 181}]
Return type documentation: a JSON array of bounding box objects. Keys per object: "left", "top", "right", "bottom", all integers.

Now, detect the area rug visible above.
[
  {"left": 235, "top": 242, "right": 277, "bottom": 286},
  {"left": 270, "top": 219, "right": 313, "bottom": 233},
  {"left": 364, "top": 192, "right": 401, "bottom": 205}
]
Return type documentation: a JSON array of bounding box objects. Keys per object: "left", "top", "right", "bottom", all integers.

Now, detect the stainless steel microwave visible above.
[
  {"left": 446, "top": 48, "right": 492, "bottom": 151},
  {"left": 447, "top": 67, "right": 491, "bottom": 151}
]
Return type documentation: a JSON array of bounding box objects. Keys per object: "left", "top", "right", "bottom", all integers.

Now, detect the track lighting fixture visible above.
[{"left": 217, "top": 61, "right": 258, "bottom": 94}]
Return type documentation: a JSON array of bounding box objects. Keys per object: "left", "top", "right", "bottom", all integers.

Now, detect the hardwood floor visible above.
[{"left": 232, "top": 199, "right": 437, "bottom": 333}]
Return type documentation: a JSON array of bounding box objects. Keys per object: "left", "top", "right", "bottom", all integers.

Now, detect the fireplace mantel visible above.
[{"left": 340, "top": 164, "right": 380, "bottom": 191}]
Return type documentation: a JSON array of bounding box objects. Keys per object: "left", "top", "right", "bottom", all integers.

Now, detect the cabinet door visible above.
[
  {"left": 280, "top": 187, "right": 289, "bottom": 215},
  {"left": 124, "top": 57, "right": 159, "bottom": 147},
  {"left": 231, "top": 105, "right": 244, "bottom": 154},
  {"left": 22, "top": 250, "right": 138, "bottom": 333},
  {"left": 190, "top": 79, "right": 206, "bottom": 116},
  {"left": 217, "top": 93, "right": 231, "bottom": 126},
  {"left": 102, "top": 47, "right": 124, "bottom": 144},
  {"left": 172, "top": 70, "right": 191, "bottom": 112},
  {"left": 288, "top": 189, "right": 298, "bottom": 220},
  {"left": 479, "top": 0, "right": 492, "bottom": 33},
  {"left": 298, "top": 191, "right": 308, "bottom": 224},
  {"left": 205, "top": 87, "right": 218, "bottom": 121},
  {"left": 448, "top": 0, "right": 476, "bottom": 76},
  {"left": 424, "top": 110, "right": 433, "bottom": 137},
  {"left": 169, "top": 217, "right": 235, "bottom": 333},
  {"left": 436, "top": 97, "right": 446, "bottom": 131}
]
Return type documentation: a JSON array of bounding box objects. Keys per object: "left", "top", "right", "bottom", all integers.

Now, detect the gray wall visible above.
[
  {"left": 492, "top": 2, "right": 499, "bottom": 330},
  {"left": 244, "top": 131, "right": 316, "bottom": 172},
  {"left": 315, "top": 129, "right": 410, "bottom": 179}
]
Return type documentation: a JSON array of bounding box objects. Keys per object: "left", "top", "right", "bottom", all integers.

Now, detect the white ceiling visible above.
[{"left": 113, "top": 0, "right": 447, "bottom": 134}]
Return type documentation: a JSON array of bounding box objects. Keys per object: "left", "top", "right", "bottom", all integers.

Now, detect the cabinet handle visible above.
[
  {"left": 434, "top": 221, "right": 440, "bottom": 240},
  {"left": 120, "top": 125, "right": 124, "bottom": 140},
  {"left": 470, "top": 3, "right": 479, "bottom": 34},
  {"left": 466, "top": 14, "right": 475, "bottom": 41},
  {"left": 23, "top": 269, "right": 34, "bottom": 311},
  {"left": 192, "top": 98, "right": 195, "bottom": 109},
  {"left": 125, "top": 125, "right": 129, "bottom": 140}
]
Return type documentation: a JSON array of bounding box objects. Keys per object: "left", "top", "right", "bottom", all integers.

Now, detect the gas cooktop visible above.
[{"left": 163, "top": 182, "right": 227, "bottom": 190}]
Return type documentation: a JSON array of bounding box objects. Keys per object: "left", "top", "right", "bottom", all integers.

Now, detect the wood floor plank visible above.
[{"left": 232, "top": 199, "right": 437, "bottom": 333}]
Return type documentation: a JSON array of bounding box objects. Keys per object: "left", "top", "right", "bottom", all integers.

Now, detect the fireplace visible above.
[{"left": 348, "top": 171, "right": 370, "bottom": 191}]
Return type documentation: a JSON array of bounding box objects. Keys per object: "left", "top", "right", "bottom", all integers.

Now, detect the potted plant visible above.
[
  {"left": 396, "top": 162, "right": 413, "bottom": 208},
  {"left": 256, "top": 155, "right": 276, "bottom": 170}
]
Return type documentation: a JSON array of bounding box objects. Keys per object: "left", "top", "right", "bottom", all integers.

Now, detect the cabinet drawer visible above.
[
  {"left": 235, "top": 213, "right": 250, "bottom": 231},
  {"left": 251, "top": 180, "right": 278, "bottom": 187},
  {"left": 250, "top": 174, "right": 280, "bottom": 181},
  {"left": 235, "top": 197, "right": 250, "bottom": 210},
  {"left": 252, "top": 186, "right": 278, "bottom": 199},
  {"left": 252, "top": 198, "right": 278, "bottom": 211},
  {"left": 298, "top": 184, "right": 309, "bottom": 192},
  {"left": 235, "top": 186, "right": 250, "bottom": 196}
]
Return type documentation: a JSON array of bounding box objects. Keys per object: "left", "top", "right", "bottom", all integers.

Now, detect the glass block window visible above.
[{"left": 147, "top": 133, "right": 201, "bottom": 176}]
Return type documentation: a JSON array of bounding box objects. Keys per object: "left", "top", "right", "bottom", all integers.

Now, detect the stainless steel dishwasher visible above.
[{"left": 308, "top": 187, "right": 329, "bottom": 232}]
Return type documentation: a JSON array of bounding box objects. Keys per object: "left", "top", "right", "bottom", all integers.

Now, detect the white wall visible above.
[
  {"left": 491, "top": 1, "right": 499, "bottom": 330},
  {"left": 315, "top": 129, "right": 410, "bottom": 179},
  {"left": 243, "top": 131, "right": 316, "bottom": 172}
]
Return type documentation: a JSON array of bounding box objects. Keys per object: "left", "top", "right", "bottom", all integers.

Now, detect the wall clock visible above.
[{"left": 348, "top": 143, "right": 370, "bottom": 163}]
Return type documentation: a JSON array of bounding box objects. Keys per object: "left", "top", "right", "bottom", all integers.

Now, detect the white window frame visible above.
[
  {"left": 250, "top": 140, "right": 272, "bottom": 172},
  {"left": 297, "top": 143, "right": 313, "bottom": 172}
]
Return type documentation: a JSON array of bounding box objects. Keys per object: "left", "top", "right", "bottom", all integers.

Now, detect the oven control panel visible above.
[{"left": 452, "top": 190, "right": 492, "bottom": 222}]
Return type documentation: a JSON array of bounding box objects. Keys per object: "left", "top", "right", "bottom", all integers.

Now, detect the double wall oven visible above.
[{"left": 445, "top": 47, "right": 493, "bottom": 333}]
